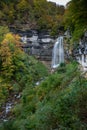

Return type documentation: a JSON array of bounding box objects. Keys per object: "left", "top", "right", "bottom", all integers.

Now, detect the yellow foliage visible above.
[
  {"left": 0, "top": 32, "right": 24, "bottom": 78},
  {"left": 8, "top": 86, "right": 13, "bottom": 90},
  {"left": 1, "top": 33, "right": 21, "bottom": 48},
  {"left": 14, "top": 34, "right": 20, "bottom": 41},
  {"left": 5, "top": 33, "right": 15, "bottom": 42}
]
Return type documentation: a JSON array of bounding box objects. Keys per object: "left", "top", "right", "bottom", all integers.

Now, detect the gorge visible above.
[{"left": 0, "top": 0, "right": 87, "bottom": 129}]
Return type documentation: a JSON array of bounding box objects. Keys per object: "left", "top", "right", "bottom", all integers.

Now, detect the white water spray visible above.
[{"left": 51, "top": 36, "right": 64, "bottom": 68}]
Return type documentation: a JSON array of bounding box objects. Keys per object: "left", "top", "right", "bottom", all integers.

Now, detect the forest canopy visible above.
[
  {"left": 64, "top": 0, "right": 87, "bottom": 40},
  {"left": 0, "top": 0, "right": 65, "bottom": 34}
]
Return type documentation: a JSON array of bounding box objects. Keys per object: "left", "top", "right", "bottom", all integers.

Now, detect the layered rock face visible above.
[
  {"left": 13, "top": 29, "right": 56, "bottom": 61},
  {"left": 73, "top": 32, "right": 87, "bottom": 68}
]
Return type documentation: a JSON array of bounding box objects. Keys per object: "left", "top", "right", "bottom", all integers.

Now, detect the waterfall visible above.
[
  {"left": 77, "top": 40, "right": 87, "bottom": 67},
  {"left": 21, "top": 35, "right": 27, "bottom": 43},
  {"left": 51, "top": 36, "right": 64, "bottom": 68}
]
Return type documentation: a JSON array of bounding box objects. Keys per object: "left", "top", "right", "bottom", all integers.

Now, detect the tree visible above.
[
  {"left": 0, "top": 39, "right": 14, "bottom": 78},
  {"left": 64, "top": 0, "right": 87, "bottom": 40},
  {"left": 0, "top": 26, "right": 9, "bottom": 43},
  {"left": 0, "top": 33, "right": 23, "bottom": 79}
]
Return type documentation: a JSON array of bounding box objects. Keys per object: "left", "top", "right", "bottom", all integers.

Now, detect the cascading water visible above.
[
  {"left": 51, "top": 36, "right": 64, "bottom": 68},
  {"left": 76, "top": 40, "right": 87, "bottom": 68}
]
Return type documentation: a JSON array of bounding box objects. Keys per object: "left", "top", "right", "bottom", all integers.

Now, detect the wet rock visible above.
[{"left": 0, "top": 93, "right": 21, "bottom": 122}]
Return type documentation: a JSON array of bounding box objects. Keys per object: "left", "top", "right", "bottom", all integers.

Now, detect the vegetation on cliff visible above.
[
  {"left": 64, "top": 0, "right": 87, "bottom": 40},
  {"left": 0, "top": 0, "right": 65, "bottom": 35},
  {"left": 0, "top": 0, "right": 87, "bottom": 129},
  {"left": 1, "top": 62, "right": 87, "bottom": 130},
  {"left": 0, "top": 26, "right": 49, "bottom": 108}
]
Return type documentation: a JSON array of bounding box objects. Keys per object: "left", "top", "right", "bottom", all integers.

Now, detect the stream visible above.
[
  {"left": 0, "top": 79, "right": 44, "bottom": 122},
  {"left": 0, "top": 93, "right": 21, "bottom": 122}
]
